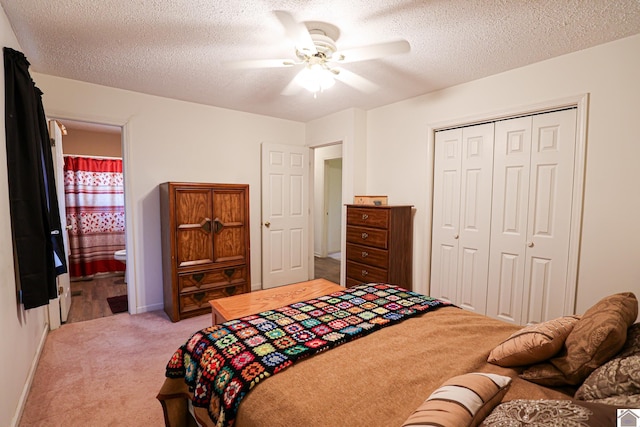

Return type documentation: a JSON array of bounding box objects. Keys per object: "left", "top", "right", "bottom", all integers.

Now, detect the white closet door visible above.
[
  {"left": 431, "top": 123, "right": 494, "bottom": 314},
  {"left": 487, "top": 117, "right": 532, "bottom": 324},
  {"left": 456, "top": 123, "right": 494, "bottom": 313},
  {"left": 430, "top": 128, "right": 462, "bottom": 303},
  {"left": 487, "top": 109, "right": 577, "bottom": 324},
  {"left": 522, "top": 109, "right": 577, "bottom": 324}
]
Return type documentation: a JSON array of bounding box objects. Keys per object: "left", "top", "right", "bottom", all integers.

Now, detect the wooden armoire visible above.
[{"left": 160, "top": 182, "right": 250, "bottom": 322}]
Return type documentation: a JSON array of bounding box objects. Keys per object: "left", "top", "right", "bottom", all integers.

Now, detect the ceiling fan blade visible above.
[
  {"left": 334, "top": 69, "right": 379, "bottom": 93},
  {"left": 274, "top": 10, "right": 317, "bottom": 55},
  {"left": 223, "top": 59, "right": 296, "bottom": 69},
  {"left": 333, "top": 39, "right": 410, "bottom": 63}
]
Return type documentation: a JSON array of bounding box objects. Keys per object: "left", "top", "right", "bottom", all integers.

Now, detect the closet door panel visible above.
[
  {"left": 430, "top": 128, "right": 462, "bottom": 303},
  {"left": 487, "top": 117, "right": 532, "bottom": 324},
  {"left": 456, "top": 123, "right": 494, "bottom": 314},
  {"left": 522, "top": 109, "right": 577, "bottom": 323}
]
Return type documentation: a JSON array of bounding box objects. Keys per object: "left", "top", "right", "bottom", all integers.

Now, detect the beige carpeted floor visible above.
[{"left": 19, "top": 310, "right": 211, "bottom": 426}]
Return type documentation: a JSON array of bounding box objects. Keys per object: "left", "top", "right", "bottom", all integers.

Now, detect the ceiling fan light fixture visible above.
[{"left": 296, "top": 63, "right": 335, "bottom": 95}]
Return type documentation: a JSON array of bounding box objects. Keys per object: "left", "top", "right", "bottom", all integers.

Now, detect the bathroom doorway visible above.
[{"left": 55, "top": 119, "right": 127, "bottom": 323}]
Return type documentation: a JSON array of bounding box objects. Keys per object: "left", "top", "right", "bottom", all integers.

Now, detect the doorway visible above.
[
  {"left": 313, "top": 144, "right": 342, "bottom": 284},
  {"left": 55, "top": 119, "right": 127, "bottom": 323}
]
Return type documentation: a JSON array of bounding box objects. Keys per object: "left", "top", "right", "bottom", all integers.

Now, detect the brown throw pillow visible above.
[
  {"left": 480, "top": 399, "right": 618, "bottom": 427},
  {"left": 403, "top": 373, "right": 511, "bottom": 427},
  {"left": 575, "top": 354, "right": 640, "bottom": 400},
  {"left": 488, "top": 315, "right": 580, "bottom": 367},
  {"left": 522, "top": 292, "right": 638, "bottom": 386}
]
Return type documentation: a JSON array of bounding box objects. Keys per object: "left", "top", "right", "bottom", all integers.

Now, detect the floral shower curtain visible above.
[{"left": 64, "top": 155, "right": 125, "bottom": 277}]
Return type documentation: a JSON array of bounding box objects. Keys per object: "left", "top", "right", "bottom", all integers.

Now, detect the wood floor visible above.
[
  {"left": 314, "top": 255, "right": 340, "bottom": 284},
  {"left": 66, "top": 257, "right": 340, "bottom": 324},
  {"left": 66, "top": 273, "right": 127, "bottom": 324}
]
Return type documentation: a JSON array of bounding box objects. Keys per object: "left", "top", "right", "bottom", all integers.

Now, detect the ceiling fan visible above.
[{"left": 225, "top": 11, "right": 411, "bottom": 96}]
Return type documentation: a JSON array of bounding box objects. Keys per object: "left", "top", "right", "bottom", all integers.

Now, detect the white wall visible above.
[
  {"left": 0, "top": 7, "right": 50, "bottom": 427},
  {"left": 365, "top": 34, "right": 640, "bottom": 314},
  {"left": 31, "top": 73, "right": 306, "bottom": 313}
]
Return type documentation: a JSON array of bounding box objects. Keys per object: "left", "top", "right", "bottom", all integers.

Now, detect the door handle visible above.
[
  {"left": 264, "top": 221, "right": 271, "bottom": 228},
  {"left": 527, "top": 241, "right": 534, "bottom": 248},
  {"left": 213, "top": 217, "right": 224, "bottom": 234},
  {"left": 201, "top": 218, "right": 212, "bottom": 233}
]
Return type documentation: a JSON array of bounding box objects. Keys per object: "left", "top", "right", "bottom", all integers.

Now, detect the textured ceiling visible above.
[{"left": 2, "top": 0, "right": 640, "bottom": 123}]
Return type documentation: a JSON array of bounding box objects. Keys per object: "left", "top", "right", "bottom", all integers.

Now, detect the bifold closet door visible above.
[
  {"left": 486, "top": 109, "right": 577, "bottom": 324},
  {"left": 431, "top": 123, "right": 494, "bottom": 314}
]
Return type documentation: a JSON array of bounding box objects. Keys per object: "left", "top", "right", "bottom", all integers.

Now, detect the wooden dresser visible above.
[
  {"left": 160, "top": 182, "right": 250, "bottom": 322},
  {"left": 345, "top": 204, "right": 413, "bottom": 290}
]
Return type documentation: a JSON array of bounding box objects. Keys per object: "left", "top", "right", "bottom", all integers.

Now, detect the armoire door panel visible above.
[
  {"left": 175, "top": 189, "right": 214, "bottom": 267},
  {"left": 212, "top": 189, "right": 248, "bottom": 264}
]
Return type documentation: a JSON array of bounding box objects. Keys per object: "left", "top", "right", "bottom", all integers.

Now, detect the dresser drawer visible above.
[
  {"left": 346, "top": 207, "right": 389, "bottom": 229},
  {"left": 346, "top": 260, "right": 388, "bottom": 283},
  {"left": 346, "top": 243, "right": 388, "bottom": 268},
  {"left": 179, "top": 265, "right": 247, "bottom": 293},
  {"left": 346, "top": 226, "right": 388, "bottom": 249},
  {"left": 179, "top": 284, "right": 246, "bottom": 315}
]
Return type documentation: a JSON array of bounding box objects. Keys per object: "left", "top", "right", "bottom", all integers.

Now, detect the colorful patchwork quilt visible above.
[{"left": 165, "top": 283, "right": 452, "bottom": 427}]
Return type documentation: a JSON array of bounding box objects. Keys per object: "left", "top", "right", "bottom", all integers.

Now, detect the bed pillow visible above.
[
  {"left": 575, "top": 324, "right": 640, "bottom": 401},
  {"left": 488, "top": 315, "right": 580, "bottom": 367},
  {"left": 480, "top": 399, "right": 618, "bottom": 427},
  {"left": 521, "top": 292, "right": 638, "bottom": 386},
  {"left": 402, "top": 373, "right": 511, "bottom": 427}
]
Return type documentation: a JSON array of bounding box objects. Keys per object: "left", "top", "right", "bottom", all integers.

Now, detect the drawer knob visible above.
[
  {"left": 361, "top": 251, "right": 369, "bottom": 258},
  {"left": 362, "top": 213, "right": 369, "bottom": 220},
  {"left": 361, "top": 270, "right": 369, "bottom": 277},
  {"left": 361, "top": 232, "right": 369, "bottom": 239},
  {"left": 193, "top": 291, "right": 205, "bottom": 302},
  {"left": 192, "top": 273, "right": 204, "bottom": 283}
]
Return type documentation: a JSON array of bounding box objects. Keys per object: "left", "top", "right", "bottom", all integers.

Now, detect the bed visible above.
[{"left": 158, "top": 284, "right": 639, "bottom": 427}]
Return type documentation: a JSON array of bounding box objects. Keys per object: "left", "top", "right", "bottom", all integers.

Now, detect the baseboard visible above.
[
  {"left": 11, "top": 322, "right": 49, "bottom": 427},
  {"left": 135, "top": 302, "right": 164, "bottom": 313}
]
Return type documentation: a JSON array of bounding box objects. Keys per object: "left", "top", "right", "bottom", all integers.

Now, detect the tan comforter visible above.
[{"left": 158, "top": 306, "right": 574, "bottom": 427}]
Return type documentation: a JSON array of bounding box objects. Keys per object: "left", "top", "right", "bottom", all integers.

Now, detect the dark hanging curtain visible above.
[{"left": 4, "top": 47, "right": 67, "bottom": 309}]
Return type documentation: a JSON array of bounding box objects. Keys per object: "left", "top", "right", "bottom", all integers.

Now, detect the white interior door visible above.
[
  {"left": 48, "top": 120, "right": 72, "bottom": 328},
  {"left": 522, "top": 109, "right": 577, "bottom": 324},
  {"left": 487, "top": 116, "right": 533, "bottom": 324},
  {"left": 456, "top": 123, "right": 495, "bottom": 314},
  {"left": 430, "top": 128, "right": 462, "bottom": 303},
  {"left": 486, "top": 109, "right": 577, "bottom": 325},
  {"left": 261, "top": 143, "right": 310, "bottom": 289}
]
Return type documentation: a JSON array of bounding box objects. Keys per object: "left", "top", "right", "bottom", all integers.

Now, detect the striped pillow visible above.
[{"left": 402, "top": 373, "right": 511, "bottom": 427}]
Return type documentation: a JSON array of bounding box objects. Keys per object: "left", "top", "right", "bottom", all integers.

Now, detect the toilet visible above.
[
  {"left": 114, "top": 249, "right": 126, "bottom": 263},
  {"left": 114, "top": 249, "right": 127, "bottom": 283}
]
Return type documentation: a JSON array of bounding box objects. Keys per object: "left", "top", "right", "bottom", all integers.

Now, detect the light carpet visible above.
[{"left": 19, "top": 310, "right": 211, "bottom": 426}]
